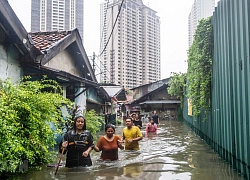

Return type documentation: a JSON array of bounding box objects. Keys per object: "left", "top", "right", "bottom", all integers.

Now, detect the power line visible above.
[
  {"left": 95, "top": 55, "right": 120, "bottom": 85},
  {"left": 98, "top": 0, "right": 125, "bottom": 57},
  {"left": 99, "top": 0, "right": 109, "bottom": 53}
]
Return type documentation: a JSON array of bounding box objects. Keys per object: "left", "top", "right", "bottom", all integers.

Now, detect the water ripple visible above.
[{"left": 18, "top": 121, "right": 245, "bottom": 180}]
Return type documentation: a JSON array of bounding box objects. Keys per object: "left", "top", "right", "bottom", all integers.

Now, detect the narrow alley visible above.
[{"left": 19, "top": 121, "right": 244, "bottom": 180}]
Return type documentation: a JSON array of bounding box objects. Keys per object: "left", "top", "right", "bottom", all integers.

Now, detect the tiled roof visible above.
[{"left": 29, "top": 31, "right": 69, "bottom": 52}]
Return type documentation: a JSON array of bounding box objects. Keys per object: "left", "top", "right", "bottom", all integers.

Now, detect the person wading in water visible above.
[
  {"left": 94, "top": 124, "right": 124, "bottom": 160},
  {"left": 121, "top": 117, "right": 143, "bottom": 150},
  {"left": 59, "top": 116, "right": 94, "bottom": 167}
]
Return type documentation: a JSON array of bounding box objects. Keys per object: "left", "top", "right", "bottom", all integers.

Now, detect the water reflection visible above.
[{"left": 19, "top": 121, "right": 244, "bottom": 180}]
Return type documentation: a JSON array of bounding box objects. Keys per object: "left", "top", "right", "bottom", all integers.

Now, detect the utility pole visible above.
[{"left": 92, "top": 52, "right": 95, "bottom": 74}]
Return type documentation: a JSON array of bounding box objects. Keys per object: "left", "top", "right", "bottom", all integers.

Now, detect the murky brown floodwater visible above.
[{"left": 18, "top": 120, "right": 244, "bottom": 180}]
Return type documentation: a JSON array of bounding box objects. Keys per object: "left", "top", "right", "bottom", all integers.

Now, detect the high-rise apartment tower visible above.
[
  {"left": 100, "top": 0, "right": 161, "bottom": 89},
  {"left": 188, "top": 0, "right": 215, "bottom": 47},
  {"left": 31, "top": 0, "right": 84, "bottom": 42}
]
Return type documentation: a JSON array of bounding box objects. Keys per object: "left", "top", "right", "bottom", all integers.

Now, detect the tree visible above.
[
  {"left": 187, "top": 17, "right": 213, "bottom": 117},
  {"left": 167, "top": 72, "right": 186, "bottom": 107}
]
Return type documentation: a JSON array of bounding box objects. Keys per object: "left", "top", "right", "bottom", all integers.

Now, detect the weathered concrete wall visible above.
[
  {"left": 44, "top": 49, "right": 82, "bottom": 77},
  {"left": 85, "top": 87, "right": 104, "bottom": 114},
  {"left": 0, "top": 44, "right": 22, "bottom": 82}
]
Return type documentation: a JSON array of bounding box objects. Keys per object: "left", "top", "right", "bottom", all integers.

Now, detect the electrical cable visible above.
[
  {"left": 98, "top": 0, "right": 125, "bottom": 57},
  {"left": 95, "top": 55, "right": 120, "bottom": 84},
  {"left": 99, "top": 0, "right": 110, "bottom": 53}
]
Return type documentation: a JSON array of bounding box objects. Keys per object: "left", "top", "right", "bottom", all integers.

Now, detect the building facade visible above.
[
  {"left": 31, "top": 0, "right": 84, "bottom": 42},
  {"left": 188, "top": 0, "right": 215, "bottom": 47},
  {"left": 100, "top": 0, "right": 161, "bottom": 89}
]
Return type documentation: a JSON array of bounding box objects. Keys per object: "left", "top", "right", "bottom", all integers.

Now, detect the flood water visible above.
[{"left": 18, "top": 120, "right": 244, "bottom": 180}]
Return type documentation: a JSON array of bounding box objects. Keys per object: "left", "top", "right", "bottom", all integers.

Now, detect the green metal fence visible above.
[{"left": 183, "top": 0, "right": 250, "bottom": 179}]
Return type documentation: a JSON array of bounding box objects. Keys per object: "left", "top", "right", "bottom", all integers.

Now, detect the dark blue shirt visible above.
[{"left": 152, "top": 114, "right": 159, "bottom": 124}]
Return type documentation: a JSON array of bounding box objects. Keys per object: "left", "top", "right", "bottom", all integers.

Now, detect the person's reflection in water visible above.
[
  {"left": 122, "top": 164, "right": 142, "bottom": 178},
  {"left": 94, "top": 167, "right": 124, "bottom": 179}
]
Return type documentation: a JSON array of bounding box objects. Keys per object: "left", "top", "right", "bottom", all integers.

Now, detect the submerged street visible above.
[{"left": 19, "top": 120, "right": 244, "bottom": 180}]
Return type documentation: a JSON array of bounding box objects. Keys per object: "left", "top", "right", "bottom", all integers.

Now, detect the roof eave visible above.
[{"left": 0, "top": 0, "right": 37, "bottom": 61}]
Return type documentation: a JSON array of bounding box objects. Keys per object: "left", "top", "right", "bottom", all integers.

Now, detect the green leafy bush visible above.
[
  {"left": 0, "top": 78, "right": 72, "bottom": 175},
  {"left": 116, "top": 118, "right": 122, "bottom": 125},
  {"left": 84, "top": 109, "right": 102, "bottom": 138},
  {"left": 187, "top": 17, "right": 213, "bottom": 117},
  {"left": 167, "top": 72, "right": 186, "bottom": 107}
]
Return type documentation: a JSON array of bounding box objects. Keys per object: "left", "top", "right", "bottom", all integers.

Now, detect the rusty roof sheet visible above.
[{"left": 29, "top": 31, "right": 69, "bottom": 52}]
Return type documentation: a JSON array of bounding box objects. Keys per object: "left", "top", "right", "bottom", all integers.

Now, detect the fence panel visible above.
[{"left": 183, "top": 0, "right": 250, "bottom": 178}]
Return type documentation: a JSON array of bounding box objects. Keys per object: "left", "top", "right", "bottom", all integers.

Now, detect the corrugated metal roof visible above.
[
  {"left": 130, "top": 78, "right": 169, "bottom": 90},
  {"left": 139, "top": 100, "right": 181, "bottom": 104},
  {"left": 102, "top": 86, "right": 127, "bottom": 101},
  {"left": 102, "top": 86, "right": 121, "bottom": 96}
]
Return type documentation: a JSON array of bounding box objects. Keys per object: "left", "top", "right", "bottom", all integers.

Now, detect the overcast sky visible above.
[{"left": 8, "top": 0, "right": 220, "bottom": 79}]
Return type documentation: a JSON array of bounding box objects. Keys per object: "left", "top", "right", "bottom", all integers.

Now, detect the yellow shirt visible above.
[{"left": 122, "top": 126, "right": 142, "bottom": 150}]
